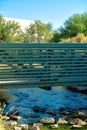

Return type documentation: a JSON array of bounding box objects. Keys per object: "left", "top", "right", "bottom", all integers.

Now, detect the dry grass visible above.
[
  {"left": 0, "top": 116, "right": 12, "bottom": 130},
  {"left": 0, "top": 116, "right": 5, "bottom": 130},
  {"left": 0, "top": 125, "right": 5, "bottom": 130}
]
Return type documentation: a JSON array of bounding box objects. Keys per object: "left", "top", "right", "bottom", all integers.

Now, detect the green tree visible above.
[
  {"left": 50, "top": 30, "right": 61, "bottom": 42},
  {"left": 81, "top": 12, "right": 87, "bottom": 34},
  {"left": 0, "top": 16, "right": 23, "bottom": 42},
  {"left": 60, "top": 13, "right": 87, "bottom": 39},
  {"left": 6, "top": 20, "right": 23, "bottom": 42},
  {"left": 24, "top": 20, "right": 53, "bottom": 43},
  {"left": 0, "top": 16, "right": 9, "bottom": 42}
]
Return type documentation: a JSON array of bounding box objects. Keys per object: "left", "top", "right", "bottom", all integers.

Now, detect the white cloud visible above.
[{"left": 4, "top": 17, "right": 34, "bottom": 31}]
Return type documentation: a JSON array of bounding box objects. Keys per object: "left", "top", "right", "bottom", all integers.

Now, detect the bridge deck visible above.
[{"left": 0, "top": 43, "right": 87, "bottom": 88}]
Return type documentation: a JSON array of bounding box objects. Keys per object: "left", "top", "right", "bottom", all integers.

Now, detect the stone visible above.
[
  {"left": 30, "top": 126, "right": 40, "bottom": 130},
  {"left": 85, "top": 119, "right": 87, "bottom": 122},
  {"left": 40, "top": 117, "right": 55, "bottom": 124},
  {"left": 18, "top": 124, "right": 28, "bottom": 130},
  {"left": 47, "top": 110, "right": 56, "bottom": 115},
  {"left": 10, "top": 115, "right": 22, "bottom": 120},
  {"left": 39, "top": 86, "right": 52, "bottom": 91},
  {"left": 75, "top": 111, "right": 86, "bottom": 117},
  {"left": 51, "top": 124, "right": 58, "bottom": 129},
  {"left": 70, "top": 118, "right": 87, "bottom": 126},
  {"left": 67, "top": 86, "right": 78, "bottom": 92},
  {"left": 79, "top": 89, "right": 87, "bottom": 94},
  {"left": 71, "top": 125, "right": 82, "bottom": 128},
  {"left": 59, "top": 107, "right": 65, "bottom": 111},
  {"left": 14, "top": 126, "right": 22, "bottom": 130},
  {"left": 2, "top": 115, "right": 10, "bottom": 121},
  {"left": 11, "top": 121, "right": 17, "bottom": 126},
  {"left": 33, "top": 123, "right": 43, "bottom": 128},
  {"left": 61, "top": 111, "right": 70, "bottom": 115},
  {"left": 33, "top": 106, "right": 46, "bottom": 113},
  {"left": 33, "top": 106, "right": 40, "bottom": 112},
  {"left": 78, "top": 111, "right": 85, "bottom": 116},
  {"left": 57, "top": 117, "right": 68, "bottom": 124}
]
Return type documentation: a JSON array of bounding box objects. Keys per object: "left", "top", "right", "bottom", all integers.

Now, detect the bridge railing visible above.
[{"left": 0, "top": 43, "right": 87, "bottom": 88}]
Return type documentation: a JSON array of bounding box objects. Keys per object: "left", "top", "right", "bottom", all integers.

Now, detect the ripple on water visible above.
[{"left": 4, "top": 86, "right": 87, "bottom": 123}]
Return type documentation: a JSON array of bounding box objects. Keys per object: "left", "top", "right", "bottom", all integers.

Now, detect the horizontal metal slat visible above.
[{"left": 0, "top": 43, "right": 87, "bottom": 88}]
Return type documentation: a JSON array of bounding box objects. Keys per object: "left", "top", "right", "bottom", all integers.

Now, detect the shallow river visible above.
[{"left": 4, "top": 86, "right": 87, "bottom": 124}]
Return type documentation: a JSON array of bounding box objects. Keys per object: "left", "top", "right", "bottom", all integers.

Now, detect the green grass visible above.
[
  {"left": 0, "top": 119, "right": 87, "bottom": 130},
  {"left": 40, "top": 124, "right": 87, "bottom": 130}
]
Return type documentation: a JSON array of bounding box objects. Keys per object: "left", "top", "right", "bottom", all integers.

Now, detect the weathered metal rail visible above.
[{"left": 0, "top": 43, "right": 87, "bottom": 88}]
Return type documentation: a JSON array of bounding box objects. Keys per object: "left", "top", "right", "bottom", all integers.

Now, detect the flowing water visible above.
[{"left": 3, "top": 86, "right": 87, "bottom": 124}]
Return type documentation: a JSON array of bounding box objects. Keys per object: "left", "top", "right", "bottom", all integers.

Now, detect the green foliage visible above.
[
  {"left": 0, "top": 16, "right": 23, "bottom": 42},
  {"left": 60, "top": 13, "right": 87, "bottom": 39},
  {"left": 1, "top": 12, "right": 87, "bottom": 43},
  {"left": 24, "top": 20, "right": 53, "bottom": 43},
  {"left": 50, "top": 31, "right": 61, "bottom": 42}
]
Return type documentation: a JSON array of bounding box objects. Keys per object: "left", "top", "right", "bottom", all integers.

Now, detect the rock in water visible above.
[
  {"left": 70, "top": 118, "right": 87, "bottom": 126},
  {"left": 57, "top": 117, "right": 68, "bottom": 124},
  {"left": 10, "top": 115, "right": 22, "bottom": 120},
  {"left": 47, "top": 110, "right": 56, "bottom": 115},
  {"left": 40, "top": 117, "right": 55, "bottom": 124}
]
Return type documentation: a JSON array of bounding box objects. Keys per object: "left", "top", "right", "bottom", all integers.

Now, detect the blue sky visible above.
[{"left": 0, "top": 0, "right": 87, "bottom": 29}]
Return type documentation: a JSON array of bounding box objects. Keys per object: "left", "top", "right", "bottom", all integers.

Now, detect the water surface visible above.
[{"left": 4, "top": 86, "right": 87, "bottom": 123}]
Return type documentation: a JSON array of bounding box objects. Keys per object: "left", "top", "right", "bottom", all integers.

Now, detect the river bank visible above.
[
  {"left": 2, "top": 86, "right": 87, "bottom": 124},
  {"left": 0, "top": 102, "right": 87, "bottom": 130},
  {"left": 0, "top": 86, "right": 87, "bottom": 130}
]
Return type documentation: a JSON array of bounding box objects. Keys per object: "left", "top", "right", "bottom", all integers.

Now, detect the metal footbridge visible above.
[{"left": 0, "top": 43, "right": 87, "bottom": 88}]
